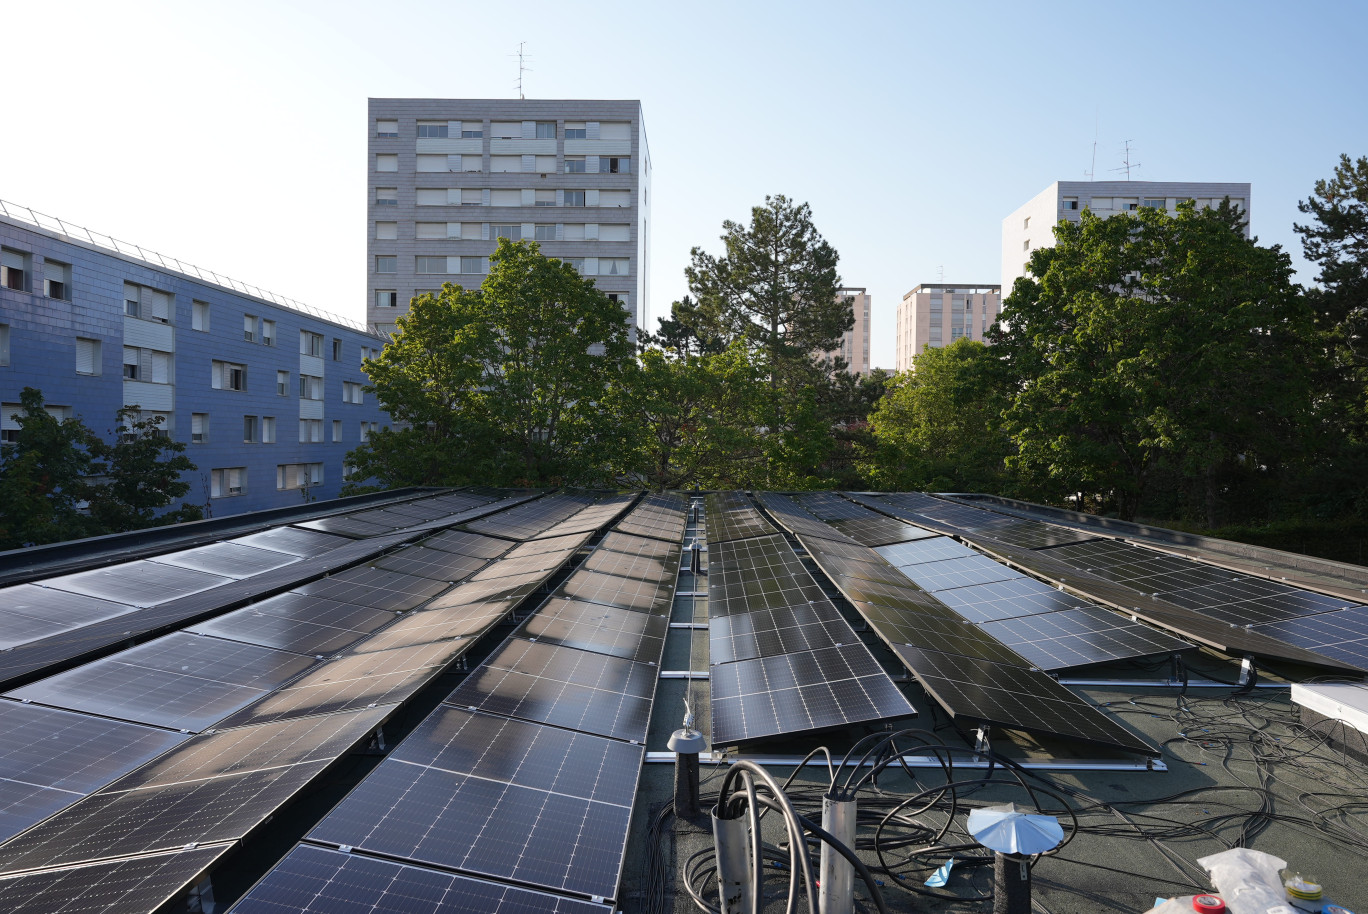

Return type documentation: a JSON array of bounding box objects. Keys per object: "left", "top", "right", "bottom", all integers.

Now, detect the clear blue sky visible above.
[{"left": 3, "top": 0, "right": 1364, "bottom": 368}]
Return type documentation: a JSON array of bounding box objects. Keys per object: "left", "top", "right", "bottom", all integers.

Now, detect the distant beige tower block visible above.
[
  {"left": 826, "top": 286, "right": 871, "bottom": 375},
  {"left": 1001, "top": 180, "right": 1251, "bottom": 291},
  {"left": 895, "top": 284, "right": 1002, "bottom": 373}
]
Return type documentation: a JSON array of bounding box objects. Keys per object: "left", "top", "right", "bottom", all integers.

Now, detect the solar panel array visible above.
[
  {"left": 0, "top": 489, "right": 609, "bottom": 912},
  {"left": 705, "top": 496, "right": 916, "bottom": 745},
  {"left": 704, "top": 491, "right": 778, "bottom": 543},
  {"left": 233, "top": 493, "right": 689, "bottom": 910},
  {"left": 760, "top": 494, "right": 1159, "bottom": 756},
  {"left": 859, "top": 494, "right": 1368, "bottom": 673}
]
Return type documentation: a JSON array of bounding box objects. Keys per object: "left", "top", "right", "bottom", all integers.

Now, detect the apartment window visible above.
[
  {"left": 535, "top": 190, "right": 556, "bottom": 207},
  {"left": 1142, "top": 198, "right": 1165, "bottom": 209},
  {"left": 599, "top": 190, "right": 630, "bottom": 207},
  {"left": 459, "top": 256, "right": 487, "bottom": 274},
  {"left": 564, "top": 157, "right": 586, "bottom": 174},
  {"left": 44, "top": 261, "right": 71, "bottom": 300},
  {"left": 601, "top": 156, "right": 630, "bottom": 174},
  {"left": 375, "top": 222, "right": 398, "bottom": 240},
  {"left": 461, "top": 127, "right": 483, "bottom": 138},
  {"left": 1023, "top": 216, "right": 1031, "bottom": 230},
  {"left": 0, "top": 324, "right": 9, "bottom": 366},
  {"left": 342, "top": 381, "right": 364, "bottom": 404},
  {"left": 332, "top": 419, "right": 342, "bottom": 441},
  {"left": 123, "top": 282, "right": 172, "bottom": 323},
  {"left": 191, "top": 413, "right": 208, "bottom": 443},
  {"left": 375, "top": 290, "right": 398, "bottom": 308},
  {"left": 1022, "top": 239, "right": 1030, "bottom": 251},
  {"left": 562, "top": 258, "right": 585, "bottom": 274},
  {"left": 416, "top": 155, "right": 447, "bottom": 173},
  {"left": 332, "top": 339, "right": 342, "bottom": 361},
  {"left": 375, "top": 255, "right": 397, "bottom": 274},
  {"left": 564, "top": 190, "right": 585, "bottom": 207},
  {"left": 415, "top": 256, "right": 447, "bottom": 274},
  {"left": 277, "top": 462, "right": 323, "bottom": 490},
  {"left": 124, "top": 347, "right": 172, "bottom": 383},
  {"left": 416, "top": 222, "right": 446, "bottom": 239},
  {"left": 415, "top": 189, "right": 446, "bottom": 206},
  {"left": 565, "top": 123, "right": 586, "bottom": 140},
  {"left": 212, "top": 360, "right": 246, "bottom": 391},
  {"left": 534, "top": 224, "right": 556, "bottom": 241},
  {"left": 1062, "top": 198, "right": 1079, "bottom": 211},
  {"left": 376, "top": 119, "right": 398, "bottom": 138},
  {"left": 299, "top": 374, "right": 323, "bottom": 400},
  {"left": 261, "top": 319, "right": 275, "bottom": 347},
  {"left": 534, "top": 155, "right": 556, "bottom": 173},
  {"left": 192, "top": 301, "right": 210, "bottom": 331},
  {"left": 210, "top": 467, "right": 245, "bottom": 498},
  {"left": 460, "top": 188, "right": 483, "bottom": 205},
  {"left": 244, "top": 314, "right": 257, "bottom": 342},
  {"left": 262, "top": 416, "right": 276, "bottom": 443},
  {"left": 73, "top": 338, "right": 101, "bottom": 376},
  {"left": 360, "top": 421, "right": 379, "bottom": 442},
  {"left": 361, "top": 346, "right": 378, "bottom": 365},
  {"left": 462, "top": 156, "right": 482, "bottom": 173},
  {"left": 300, "top": 330, "right": 324, "bottom": 357},
  {"left": 489, "top": 190, "right": 520, "bottom": 208},
  {"left": 600, "top": 224, "right": 631, "bottom": 242},
  {"left": 490, "top": 156, "right": 521, "bottom": 173},
  {"left": 535, "top": 121, "right": 555, "bottom": 139},
  {"left": 491, "top": 224, "right": 521, "bottom": 241},
  {"left": 298, "top": 419, "right": 323, "bottom": 443},
  {"left": 376, "top": 187, "right": 397, "bottom": 206},
  {"left": 416, "top": 121, "right": 448, "bottom": 138},
  {"left": 1, "top": 248, "right": 30, "bottom": 292},
  {"left": 491, "top": 121, "right": 521, "bottom": 139},
  {"left": 243, "top": 415, "right": 259, "bottom": 444},
  {"left": 563, "top": 224, "right": 585, "bottom": 241},
  {"left": 376, "top": 154, "right": 398, "bottom": 173},
  {"left": 600, "top": 258, "right": 629, "bottom": 276}
]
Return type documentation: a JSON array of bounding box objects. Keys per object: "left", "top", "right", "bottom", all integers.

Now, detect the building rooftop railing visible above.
[{"left": 0, "top": 198, "right": 373, "bottom": 334}]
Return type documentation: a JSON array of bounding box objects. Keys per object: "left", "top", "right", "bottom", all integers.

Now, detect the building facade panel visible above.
[{"left": 1, "top": 212, "right": 391, "bottom": 521}]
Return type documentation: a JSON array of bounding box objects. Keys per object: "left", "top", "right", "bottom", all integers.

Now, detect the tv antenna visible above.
[
  {"left": 1085, "top": 112, "right": 1099, "bottom": 180},
  {"left": 515, "top": 42, "right": 531, "bottom": 99},
  {"left": 937, "top": 264, "right": 944, "bottom": 284},
  {"left": 1109, "top": 139, "right": 1140, "bottom": 181}
]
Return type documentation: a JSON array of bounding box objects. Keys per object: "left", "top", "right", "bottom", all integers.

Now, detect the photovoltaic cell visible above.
[
  {"left": 519, "top": 597, "right": 669, "bottom": 664},
  {"left": 6, "top": 632, "right": 318, "bottom": 732},
  {"left": 709, "top": 600, "right": 852, "bottom": 665},
  {"left": 293, "top": 566, "right": 452, "bottom": 613},
  {"left": 296, "top": 514, "right": 399, "bottom": 538},
  {"left": 0, "top": 844, "right": 231, "bottom": 914},
  {"left": 0, "top": 586, "right": 134, "bottom": 650},
  {"left": 189, "top": 592, "right": 397, "bottom": 656},
  {"left": 444, "top": 640, "right": 656, "bottom": 743},
  {"left": 614, "top": 495, "right": 688, "bottom": 543},
  {"left": 0, "top": 703, "right": 187, "bottom": 844},
  {"left": 826, "top": 516, "right": 936, "bottom": 547},
  {"left": 710, "top": 644, "right": 915, "bottom": 745},
  {"left": 892, "top": 554, "right": 1018, "bottom": 592},
  {"left": 980, "top": 607, "right": 1192, "bottom": 670},
  {"left": 933, "top": 577, "right": 1087, "bottom": 623},
  {"left": 0, "top": 706, "right": 390, "bottom": 874},
  {"left": 561, "top": 569, "right": 673, "bottom": 613},
  {"left": 148, "top": 542, "right": 300, "bottom": 579},
  {"left": 43, "top": 561, "right": 231, "bottom": 607},
  {"left": 596, "top": 531, "right": 682, "bottom": 563},
  {"left": 372, "top": 546, "right": 489, "bottom": 583},
  {"left": 1254, "top": 607, "right": 1368, "bottom": 669},
  {"left": 877, "top": 537, "right": 978, "bottom": 567},
  {"left": 229, "top": 527, "right": 350, "bottom": 557},
  {"left": 228, "top": 844, "right": 612, "bottom": 914},
  {"left": 347, "top": 598, "right": 513, "bottom": 655},
  {"left": 419, "top": 529, "right": 513, "bottom": 560},
  {"left": 583, "top": 546, "right": 678, "bottom": 586},
  {"left": 705, "top": 492, "right": 777, "bottom": 543}
]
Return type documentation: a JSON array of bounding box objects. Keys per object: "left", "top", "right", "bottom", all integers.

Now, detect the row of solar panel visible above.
[
  {"left": 0, "top": 490, "right": 622, "bottom": 913},
  {"left": 760, "top": 493, "right": 1158, "bottom": 756},
  {"left": 863, "top": 493, "right": 1368, "bottom": 672},
  {"left": 229, "top": 494, "right": 689, "bottom": 910},
  {"left": 704, "top": 496, "right": 917, "bottom": 746}
]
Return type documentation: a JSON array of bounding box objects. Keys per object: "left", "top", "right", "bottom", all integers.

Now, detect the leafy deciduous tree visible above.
[{"left": 86, "top": 408, "right": 203, "bottom": 532}]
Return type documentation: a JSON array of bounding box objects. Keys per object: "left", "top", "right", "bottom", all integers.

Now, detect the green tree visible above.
[
  {"left": 993, "top": 202, "right": 1316, "bottom": 524},
  {"left": 1295, "top": 154, "right": 1368, "bottom": 358},
  {"left": 0, "top": 388, "right": 96, "bottom": 548},
  {"left": 86, "top": 408, "right": 203, "bottom": 532},
  {"left": 350, "top": 238, "right": 633, "bottom": 488},
  {"left": 865, "top": 340, "right": 1011, "bottom": 492},
  {"left": 640, "top": 295, "right": 726, "bottom": 357}
]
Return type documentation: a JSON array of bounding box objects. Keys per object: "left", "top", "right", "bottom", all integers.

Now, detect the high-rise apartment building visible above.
[
  {"left": 895, "top": 284, "right": 1001, "bottom": 372},
  {"left": 367, "top": 99, "right": 650, "bottom": 336},
  {"left": 827, "top": 286, "right": 871, "bottom": 375},
  {"left": 1002, "top": 180, "right": 1251, "bottom": 290}
]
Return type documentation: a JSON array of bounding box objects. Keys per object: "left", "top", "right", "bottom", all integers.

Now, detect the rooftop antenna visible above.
[
  {"left": 1109, "top": 139, "right": 1140, "bottom": 181},
  {"left": 1085, "top": 109, "right": 1099, "bottom": 180},
  {"left": 515, "top": 42, "right": 531, "bottom": 99},
  {"left": 937, "top": 264, "right": 944, "bottom": 284}
]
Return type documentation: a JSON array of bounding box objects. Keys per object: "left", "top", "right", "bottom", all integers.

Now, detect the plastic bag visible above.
[{"left": 1196, "top": 848, "right": 1291, "bottom": 914}]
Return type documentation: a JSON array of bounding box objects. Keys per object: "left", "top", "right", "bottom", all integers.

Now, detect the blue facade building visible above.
[{"left": 0, "top": 203, "right": 392, "bottom": 519}]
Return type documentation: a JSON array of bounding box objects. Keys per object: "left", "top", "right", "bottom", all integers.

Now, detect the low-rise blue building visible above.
[{"left": 0, "top": 201, "right": 392, "bottom": 518}]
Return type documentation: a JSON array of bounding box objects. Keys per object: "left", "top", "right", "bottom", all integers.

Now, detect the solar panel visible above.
[
  {"left": 189, "top": 593, "right": 397, "bottom": 656},
  {"left": 933, "top": 577, "right": 1087, "bottom": 623},
  {"left": 709, "top": 600, "right": 852, "bottom": 665},
  {"left": 980, "top": 607, "right": 1193, "bottom": 670},
  {"left": 596, "top": 531, "right": 682, "bottom": 562},
  {"left": 0, "top": 843, "right": 231, "bottom": 914},
  {"left": 876, "top": 537, "right": 978, "bottom": 567},
  {"left": 229, "top": 526, "right": 350, "bottom": 557},
  {"left": 1254, "top": 607, "right": 1368, "bottom": 669},
  {"left": 444, "top": 640, "right": 655, "bottom": 743},
  {"left": 892, "top": 554, "right": 1019, "bottom": 592},
  {"left": 464, "top": 495, "right": 597, "bottom": 541},
  {"left": 420, "top": 572, "right": 548, "bottom": 610},
  {"left": 710, "top": 644, "right": 916, "bottom": 745},
  {"left": 372, "top": 546, "right": 489, "bottom": 583},
  {"left": 582, "top": 547, "right": 677, "bottom": 586},
  {"left": 0, "top": 706, "right": 390, "bottom": 875},
  {"left": 6, "top": 632, "right": 319, "bottom": 732},
  {"left": 756, "top": 493, "right": 854, "bottom": 542},
  {"left": 148, "top": 542, "right": 300, "bottom": 579},
  {"left": 892, "top": 643, "right": 1156, "bottom": 756},
  {"left": 704, "top": 492, "right": 777, "bottom": 543},
  {"left": 0, "top": 586, "right": 134, "bottom": 650},
  {"left": 614, "top": 495, "right": 688, "bottom": 543},
  {"left": 790, "top": 492, "right": 873, "bottom": 521},
  {"left": 293, "top": 566, "right": 452, "bottom": 613},
  {"left": 419, "top": 529, "right": 514, "bottom": 560},
  {"left": 560, "top": 569, "right": 673, "bottom": 613},
  {"left": 347, "top": 598, "right": 512, "bottom": 655},
  {"left": 229, "top": 844, "right": 613, "bottom": 914},
  {"left": 519, "top": 597, "right": 669, "bottom": 664},
  {"left": 43, "top": 561, "right": 231, "bottom": 607},
  {"left": 707, "top": 536, "right": 829, "bottom": 617},
  {"left": 296, "top": 514, "right": 399, "bottom": 538},
  {"left": 826, "top": 516, "right": 935, "bottom": 547},
  {"left": 467, "top": 542, "right": 583, "bottom": 582},
  {"left": 0, "top": 703, "right": 187, "bottom": 844},
  {"left": 218, "top": 641, "right": 471, "bottom": 727}
]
